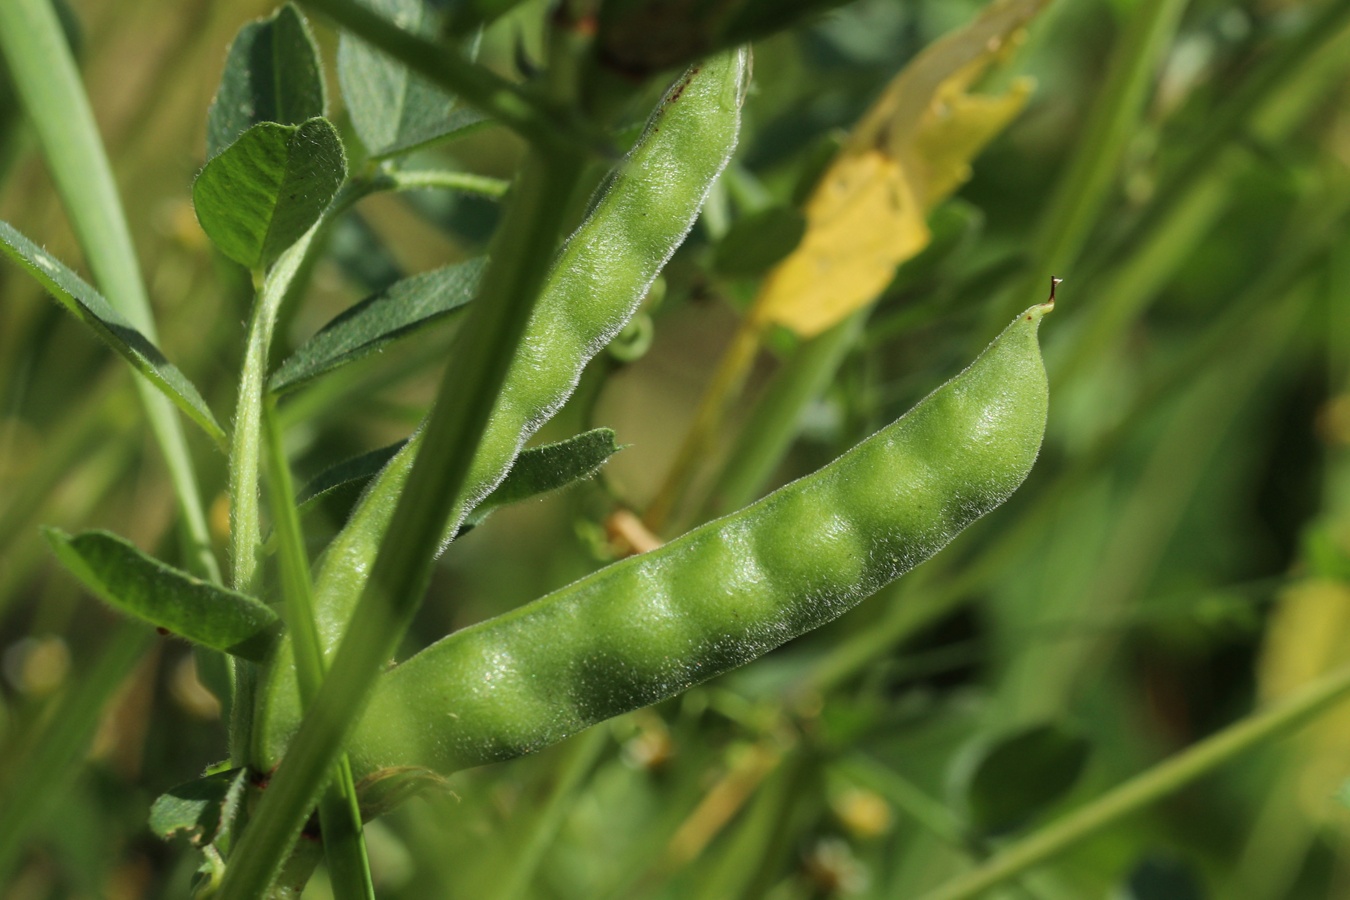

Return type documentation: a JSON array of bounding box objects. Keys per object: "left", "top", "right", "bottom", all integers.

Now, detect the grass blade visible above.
[
  {"left": 270, "top": 258, "right": 484, "bottom": 393},
  {"left": 0, "top": 0, "right": 220, "bottom": 582}
]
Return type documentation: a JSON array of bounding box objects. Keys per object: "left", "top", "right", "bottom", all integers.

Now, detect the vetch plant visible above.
[{"left": 4, "top": 0, "right": 1350, "bottom": 898}]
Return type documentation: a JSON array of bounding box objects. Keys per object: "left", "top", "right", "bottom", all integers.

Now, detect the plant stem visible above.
[
  {"left": 375, "top": 168, "right": 510, "bottom": 199},
  {"left": 217, "top": 146, "right": 586, "bottom": 900},
  {"left": 917, "top": 664, "right": 1350, "bottom": 900},
  {"left": 0, "top": 0, "right": 219, "bottom": 583},
  {"left": 262, "top": 399, "right": 374, "bottom": 900},
  {"left": 231, "top": 243, "right": 317, "bottom": 595},
  {"left": 227, "top": 179, "right": 378, "bottom": 765},
  {"left": 299, "top": 0, "right": 602, "bottom": 154},
  {"left": 228, "top": 177, "right": 377, "bottom": 594}
]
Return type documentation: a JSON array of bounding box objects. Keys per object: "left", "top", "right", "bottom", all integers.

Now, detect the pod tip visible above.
[{"left": 1038, "top": 276, "right": 1061, "bottom": 315}]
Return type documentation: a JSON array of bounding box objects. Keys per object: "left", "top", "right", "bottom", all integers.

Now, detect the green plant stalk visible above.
[
  {"left": 702, "top": 309, "right": 868, "bottom": 520},
  {"left": 374, "top": 168, "right": 510, "bottom": 198},
  {"left": 231, "top": 234, "right": 322, "bottom": 595},
  {"left": 262, "top": 399, "right": 373, "bottom": 900},
  {"left": 0, "top": 620, "right": 151, "bottom": 883},
  {"left": 218, "top": 146, "right": 586, "bottom": 900},
  {"left": 299, "top": 0, "right": 599, "bottom": 153},
  {"left": 228, "top": 173, "right": 381, "bottom": 594},
  {"left": 0, "top": 0, "right": 220, "bottom": 584},
  {"left": 226, "top": 173, "right": 383, "bottom": 762},
  {"left": 917, "top": 663, "right": 1350, "bottom": 900},
  {"left": 226, "top": 232, "right": 324, "bottom": 768},
  {"left": 997, "top": 0, "right": 1188, "bottom": 323}
]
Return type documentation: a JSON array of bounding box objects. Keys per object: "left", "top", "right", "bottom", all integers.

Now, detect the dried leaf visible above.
[{"left": 756, "top": 0, "right": 1046, "bottom": 337}]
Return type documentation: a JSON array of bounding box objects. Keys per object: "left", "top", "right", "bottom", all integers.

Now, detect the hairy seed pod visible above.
[{"left": 347, "top": 301, "right": 1052, "bottom": 776}]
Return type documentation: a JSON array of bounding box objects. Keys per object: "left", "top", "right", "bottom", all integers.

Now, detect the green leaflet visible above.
[
  {"left": 297, "top": 442, "right": 406, "bottom": 515},
  {"left": 150, "top": 767, "right": 249, "bottom": 847},
  {"left": 296, "top": 428, "right": 622, "bottom": 526},
  {"left": 206, "top": 3, "right": 327, "bottom": 160},
  {"left": 44, "top": 529, "right": 280, "bottom": 661},
  {"left": 338, "top": 0, "right": 487, "bottom": 158},
  {"left": 461, "top": 428, "right": 623, "bottom": 530},
  {"left": 193, "top": 118, "right": 346, "bottom": 272},
  {"left": 269, "top": 257, "right": 485, "bottom": 393},
  {"left": 0, "top": 221, "right": 225, "bottom": 446}
]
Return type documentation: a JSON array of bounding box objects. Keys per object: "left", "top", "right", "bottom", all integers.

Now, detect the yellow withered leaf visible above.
[
  {"left": 1259, "top": 579, "right": 1350, "bottom": 703},
  {"left": 754, "top": 150, "right": 926, "bottom": 339},
  {"left": 911, "top": 68, "right": 1034, "bottom": 205},
  {"left": 756, "top": 0, "right": 1047, "bottom": 338},
  {"left": 1257, "top": 578, "right": 1350, "bottom": 820}
]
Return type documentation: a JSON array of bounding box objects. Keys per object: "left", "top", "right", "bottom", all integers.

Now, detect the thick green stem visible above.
[
  {"left": 229, "top": 175, "right": 380, "bottom": 594},
  {"left": 230, "top": 234, "right": 320, "bottom": 596},
  {"left": 918, "top": 664, "right": 1350, "bottom": 900},
  {"left": 0, "top": 0, "right": 219, "bottom": 583},
  {"left": 263, "top": 400, "right": 373, "bottom": 900},
  {"left": 217, "top": 146, "right": 586, "bottom": 900}
]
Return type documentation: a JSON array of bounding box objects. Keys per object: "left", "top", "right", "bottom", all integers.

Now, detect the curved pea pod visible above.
[
  {"left": 347, "top": 301, "right": 1053, "bottom": 776},
  {"left": 254, "top": 50, "right": 748, "bottom": 769}
]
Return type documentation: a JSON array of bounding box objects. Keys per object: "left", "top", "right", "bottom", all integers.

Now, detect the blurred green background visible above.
[{"left": 3, "top": 0, "right": 1350, "bottom": 897}]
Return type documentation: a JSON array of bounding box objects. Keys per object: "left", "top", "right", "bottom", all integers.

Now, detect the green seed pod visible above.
[
  {"left": 254, "top": 51, "right": 749, "bottom": 769},
  {"left": 347, "top": 301, "right": 1053, "bottom": 776}
]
